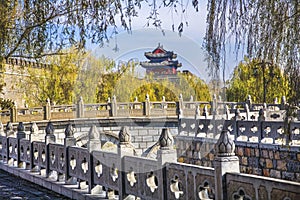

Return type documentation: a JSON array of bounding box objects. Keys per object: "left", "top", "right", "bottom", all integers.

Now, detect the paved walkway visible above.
[{"left": 0, "top": 169, "right": 69, "bottom": 200}]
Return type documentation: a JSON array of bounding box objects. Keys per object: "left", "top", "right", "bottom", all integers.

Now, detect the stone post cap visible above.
[
  {"left": 17, "top": 122, "right": 25, "bottom": 132},
  {"left": 45, "top": 121, "right": 54, "bottom": 135},
  {"left": 159, "top": 128, "right": 174, "bottom": 149},
  {"left": 65, "top": 124, "right": 75, "bottom": 138},
  {"left": 30, "top": 122, "right": 39, "bottom": 134},
  {"left": 89, "top": 125, "right": 100, "bottom": 140},
  {"left": 6, "top": 122, "right": 13, "bottom": 132},
  {"left": 215, "top": 130, "right": 235, "bottom": 157},
  {"left": 119, "top": 126, "right": 131, "bottom": 144}
]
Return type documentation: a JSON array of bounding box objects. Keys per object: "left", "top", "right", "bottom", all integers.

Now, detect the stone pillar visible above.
[
  {"left": 64, "top": 124, "right": 76, "bottom": 147},
  {"left": 29, "top": 122, "right": 39, "bottom": 170},
  {"left": 5, "top": 122, "right": 14, "bottom": 137},
  {"left": 177, "top": 94, "right": 184, "bottom": 119},
  {"left": 225, "top": 105, "right": 230, "bottom": 120},
  {"left": 10, "top": 103, "right": 17, "bottom": 123},
  {"left": 110, "top": 95, "right": 117, "bottom": 117},
  {"left": 280, "top": 96, "right": 287, "bottom": 110},
  {"left": 77, "top": 96, "right": 84, "bottom": 118},
  {"left": 16, "top": 122, "right": 26, "bottom": 140},
  {"left": 64, "top": 124, "right": 76, "bottom": 183},
  {"left": 45, "top": 121, "right": 55, "bottom": 144},
  {"left": 118, "top": 126, "right": 135, "bottom": 199},
  {"left": 143, "top": 94, "right": 150, "bottom": 116},
  {"left": 157, "top": 128, "right": 177, "bottom": 200},
  {"left": 195, "top": 104, "right": 201, "bottom": 119},
  {"left": 43, "top": 98, "right": 51, "bottom": 120},
  {"left": 203, "top": 105, "right": 209, "bottom": 119},
  {"left": 258, "top": 108, "right": 266, "bottom": 122},
  {"left": 245, "top": 104, "right": 250, "bottom": 120},
  {"left": 45, "top": 122, "right": 56, "bottom": 177},
  {"left": 29, "top": 122, "right": 39, "bottom": 142},
  {"left": 17, "top": 122, "right": 26, "bottom": 167},
  {"left": 214, "top": 130, "right": 240, "bottom": 200},
  {"left": 211, "top": 94, "right": 217, "bottom": 116},
  {"left": 246, "top": 95, "right": 252, "bottom": 110},
  {"left": 87, "top": 125, "right": 101, "bottom": 193}
]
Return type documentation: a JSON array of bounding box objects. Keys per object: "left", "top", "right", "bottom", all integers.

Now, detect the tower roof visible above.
[{"left": 144, "top": 43, "right": 177, "bottom": 60}]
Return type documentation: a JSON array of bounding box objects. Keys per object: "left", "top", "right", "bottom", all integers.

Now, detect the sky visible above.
[{"left": 89, "top": 1, "right": 241, "bottom": 82}]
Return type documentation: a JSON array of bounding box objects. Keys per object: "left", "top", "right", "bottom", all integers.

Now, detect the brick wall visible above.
[{"left": 175, "top": 136, "right": 300, "bottom": 182}]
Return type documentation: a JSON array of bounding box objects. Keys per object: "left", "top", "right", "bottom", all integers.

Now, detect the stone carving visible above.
[
  {"left": 215, "top": 130, "right": 235, "bottom": 157},
  {"left": 95, "top": 161, "right": 103, "bottom": 177},
  {"left": 30, "top": 122, "right": 39, "bottom": 134},
  {"left": 17, "top": 122, "right": 25, "bottom": 132},
  {"left": 233, "top": 188, "right": 251, "bottom": 200},
  {"left": 110, "top": 164, "right": 118, "bottom": 182},
  {"left": 146, "top": 172, "right": 158, "bottom": 193},
  {"left": 159, "top": 128, "right": 174, "bottom": 149},
  {"left": 198, "top": 181, "right": 213, "bottom": 200},
  {"left": 45, "top": 122, "right": 54, "bottom": 135},
  {"left": 170, "top": 175, "right": 183, "bottom": 199},
  {"left": 65, "top": 124, "right": 75, "bottom": 138},
  {"left": 127, "top": 169, "right": 137, "bottom": 187},
  {"left": 81, "top": 158, "right": 88, "bottom": 174},
  {"left": 89, "top": 125, "right": 100, "bottom": 140},
  {"left": 119, "top": 126, "right": 130, "bottom": 144}
]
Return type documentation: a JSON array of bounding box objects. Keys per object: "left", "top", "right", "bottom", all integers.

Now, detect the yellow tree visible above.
[
  {"left": 226, "top": 58, "right": 289, "bottom": 103},
  {"left": 19, "top": 48, "right": 84, "bottom": 106}
]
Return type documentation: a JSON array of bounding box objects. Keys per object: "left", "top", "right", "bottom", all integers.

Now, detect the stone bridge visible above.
[{"left": 0, "top": 96, "right": 299, "bottom": 199}]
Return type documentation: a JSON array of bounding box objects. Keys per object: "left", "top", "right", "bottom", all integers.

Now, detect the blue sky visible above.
[{"left": 90, "top": 1, "right": 241, "bottom": 82}]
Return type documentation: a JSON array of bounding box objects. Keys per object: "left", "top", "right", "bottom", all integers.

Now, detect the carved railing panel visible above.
[
  {"left": 19, "top": 139, "right": 31, "bottom": 165},
  {"left": 123, "top": 156, "right": 159, "bottom": 199},
  {"left": 32, "top": 141, "right": 46, "bottom": 169},
  {"left": 226, "top": 173, "right": 300, "bottom": 200},
  {"left": 48, "top": 143, "right": 65, "bottom": 175},
  {"left": 92, "top": 150, "right": 120, "bottom": 191},
  {"left": 67, "top": 146, "right": 90, "bottom": 182},
  {"left": 166, "top": 162, "right": 215, "bottom": 200}
]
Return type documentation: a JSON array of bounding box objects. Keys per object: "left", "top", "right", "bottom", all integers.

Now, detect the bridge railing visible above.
[
  {"left": 178, "top": 117, "right": 300, "bottom": 146},
  {"left": 0, "top": 122, "right": 300, "bottom": 199},
  {"left": 3, "top": 94, "right": 292, "bottom": 124}
]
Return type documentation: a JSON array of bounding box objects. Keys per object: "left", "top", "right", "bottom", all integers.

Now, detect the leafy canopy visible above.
[{"left": 226, "top": 58, "right": 289, "bottom": 103}]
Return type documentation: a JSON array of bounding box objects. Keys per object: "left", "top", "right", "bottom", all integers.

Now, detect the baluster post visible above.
[
  {"left": 87, "top": 125, "right": 102, "bottom": 194},
  {"left": 10, "top": 102, "right": 17, "bottom": 122},
  {"left": 45, "top": 122, "right": 55, "bottom": 178},
  {"left": 64, "top": 123, "right": 76, "bottom": 184},
  {"left": 16, "top": 122, "right": 26, "bottom": 168},
  {"left": 43, "top": 98, "right": 51, "bottom": 120},
  {"left": 118, "top": 126, "right": 135, "bottom": 199},
  {"left": 157, "top": 128, "right": 177, "bottom": 200},
  {"left": 214, "top": 130, "right": 239, "bottom": 200},
  {"left": 77, "top": 96, "right": 84, "bottom": 118}
]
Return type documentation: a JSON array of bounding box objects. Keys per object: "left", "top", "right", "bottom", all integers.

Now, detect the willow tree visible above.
[
  {"left": 206, "top": 0, "right": 299, "bottom": 104},
  {"left": 226, "top": 58, "right": 289, "bottom": 103},
  {"left": 19, "top": 48, "right": 84, "bottom": 106},
  {"left": 1, "top": 1, "right": 298, "bottom": 102}
]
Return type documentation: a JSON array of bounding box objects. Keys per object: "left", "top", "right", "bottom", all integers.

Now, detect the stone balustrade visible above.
[
  {"left": 0, "top": 95, "right": 291, "bottom": 124},
  {"left": 0, "top": 122, "right": 299, "bottom": 199}
]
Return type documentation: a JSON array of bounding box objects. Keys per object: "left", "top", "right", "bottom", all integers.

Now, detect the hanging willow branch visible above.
[{"left": 205, "top": 0, "right": 300, "bottom": 103}]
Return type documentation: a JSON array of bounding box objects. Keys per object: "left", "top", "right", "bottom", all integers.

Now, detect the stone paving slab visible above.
[
  {"left": 0, "top": 169, "right": 68, "bottom": 199},
  {"left": 0, "top": 163, "right": 111, "bottom": 200}
]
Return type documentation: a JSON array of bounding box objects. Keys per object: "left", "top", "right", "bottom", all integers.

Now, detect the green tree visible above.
[
  {"left": 98, "top": 62, "right": 211, "bottom": 103},
  {"left": 19, "top": 48, "right": 84, "bottom": 106},
  {"left": 226, "top": 58, "right": 288, "bottom": 103}
]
